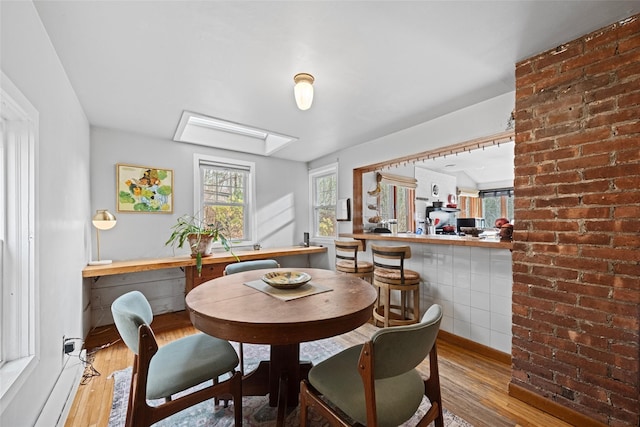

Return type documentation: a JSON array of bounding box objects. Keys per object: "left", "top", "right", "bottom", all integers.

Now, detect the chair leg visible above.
[
  {"left": 239, "top": 342, "right": 245, "bottom": 375},
  {"left": 384, "top": 288, "right": 390, "bottom": 327},
  {"left": 425, "top": 344, "right": 444, "bottom": 427},
  {"left": 300, "top": 381, "right": 309, "bottom": 427}
]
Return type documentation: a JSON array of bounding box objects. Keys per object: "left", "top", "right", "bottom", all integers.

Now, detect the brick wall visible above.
[{"left": 512, "top": 14, "right": 639, "bottom": 427}]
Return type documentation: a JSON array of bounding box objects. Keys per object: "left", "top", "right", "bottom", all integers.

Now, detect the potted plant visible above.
[{"left": 165, "top": 214, "right": 233, "bottom": 275}]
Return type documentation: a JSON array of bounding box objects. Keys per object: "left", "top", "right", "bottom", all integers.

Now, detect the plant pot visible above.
[{"left": 187, "top": 233, "right": 215, "bottom": 258}]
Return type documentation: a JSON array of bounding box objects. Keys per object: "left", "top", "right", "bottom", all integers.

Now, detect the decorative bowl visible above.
[{"left": 262, "top": 271, "right": 311, "bottom": 289}]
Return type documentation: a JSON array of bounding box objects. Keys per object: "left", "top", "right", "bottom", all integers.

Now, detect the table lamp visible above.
[{"left": 89, "top": 209, "right": 117, "bottom": 265}]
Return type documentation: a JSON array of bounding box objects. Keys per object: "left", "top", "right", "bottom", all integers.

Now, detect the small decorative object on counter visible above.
[
  {"left": 495, "top": 217, "right": 510, "bottom": 228},
  {"left": 500, "top": 224, "right": 514, "bottom": 241},
  {"left": 389, "top": 219, "right": 398, "bottom": 234}
]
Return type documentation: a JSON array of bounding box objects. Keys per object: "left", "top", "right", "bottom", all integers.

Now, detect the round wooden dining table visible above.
[{"left": 185, "top": 267, "right": 377, "bottom": 426}]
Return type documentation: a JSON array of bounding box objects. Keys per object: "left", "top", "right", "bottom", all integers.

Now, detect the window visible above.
[
  {"left": 480, "top": 188, "right": 514, "bottom": 226},
  {"left": 1, "top": 72, "right": 38, "bottom": 399},
  {"left": 195, "top": 155, "right": 256, "bottom": 245},
  {"left": 309, "top": 164, "right": 337, "bottom": 239},
  {"left": 379, "top": 184, "right": 415, "bottom": 232}
]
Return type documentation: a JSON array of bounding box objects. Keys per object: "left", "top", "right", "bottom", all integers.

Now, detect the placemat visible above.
[{"left": 244, "top": 280, "right": 332, "bottom": 301}]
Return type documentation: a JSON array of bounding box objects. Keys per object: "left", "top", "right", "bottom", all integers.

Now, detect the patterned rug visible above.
[{"left": 109, "top": 338, "right": 472, "bottom": 426}]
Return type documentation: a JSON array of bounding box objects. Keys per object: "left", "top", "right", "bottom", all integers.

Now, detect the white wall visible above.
[
  {"left": 88, "top": 128, "right": 314, "bottom": 325},
  {"left": 90, "top": 127, "right": 311, "bottom": 261},
  {"left": 1, "top": 2, "right": 91, "bottom": 426}
]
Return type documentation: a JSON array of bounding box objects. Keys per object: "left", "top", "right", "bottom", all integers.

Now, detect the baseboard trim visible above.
[
  {"left": 437, "top": 330, "right": 511, "bottom": 364},
  {"left": 508, "top": 382, "right": 608, "bottom": 427},
  {"left": 35, "top": 350, "right": 86, "bottom": 427}
]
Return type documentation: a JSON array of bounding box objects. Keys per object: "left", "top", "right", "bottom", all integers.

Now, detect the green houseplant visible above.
[{"left": 165, "top": 214, "right": 233, "bottom": 275}]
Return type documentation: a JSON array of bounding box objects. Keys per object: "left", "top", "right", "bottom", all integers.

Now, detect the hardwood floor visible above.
[{"left": 64, "top": 311, "right": 572, "bottom": 427}]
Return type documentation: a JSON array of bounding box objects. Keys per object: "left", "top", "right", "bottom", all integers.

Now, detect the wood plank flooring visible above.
[{"left": 64, "top": 311, "right": 572, "bottom": 427}]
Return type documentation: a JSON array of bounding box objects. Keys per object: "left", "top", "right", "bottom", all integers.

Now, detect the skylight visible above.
[{"left": 173, "top": 111, "right": 297, "bottom": 156}]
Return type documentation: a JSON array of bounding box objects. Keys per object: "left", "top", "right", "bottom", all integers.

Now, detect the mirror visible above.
[{"left": 352, "top": 130, "right": 514, "bottom": 233}]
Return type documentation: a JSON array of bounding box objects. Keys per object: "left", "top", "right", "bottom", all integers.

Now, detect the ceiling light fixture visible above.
[{"left": 293, "top": 73, "right": 314, "bottom": 111}]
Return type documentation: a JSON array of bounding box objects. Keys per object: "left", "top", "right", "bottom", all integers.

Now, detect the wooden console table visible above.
[{"left": 82, "top": 246, "right": 328, "bottom": 292}]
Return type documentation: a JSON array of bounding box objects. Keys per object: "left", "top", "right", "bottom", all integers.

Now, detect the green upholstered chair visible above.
[
  {"left": 300, "top": 304, "right": 444, "bottom": 427},
  {"left": 111, "top": 291, "right": 242, "bottom": 427},
  {"left": 224, "top": 259, "right": 280, "bottom": 276},
  {"left": 223, "top": 259, "right": 280, "bottom": 373}
]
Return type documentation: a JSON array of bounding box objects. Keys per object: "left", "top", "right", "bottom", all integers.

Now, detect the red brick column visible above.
[{"left": 511, "top": 14, "right": 640, "bottom": 427}]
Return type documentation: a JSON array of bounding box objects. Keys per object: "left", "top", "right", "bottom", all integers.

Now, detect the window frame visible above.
[
  {"left": 308, "top": 163, "right": 338, "bottom": 241},
  {"left": 480, "top": 188, "right": 514, "bottom": 226},
  {"left": 0, "top": 72, "right": 39, "bottom": 402},
  {"left": 193, "top": 154, "right": 257, "bottom": 246}
]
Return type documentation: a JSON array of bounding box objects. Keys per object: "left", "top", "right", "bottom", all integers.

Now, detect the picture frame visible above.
[
  {"left": 116, "top": 163, "right": 173, "bottom": 213},
  {"left": 431, "top": 183, "right": 440, "bottom": 198}
]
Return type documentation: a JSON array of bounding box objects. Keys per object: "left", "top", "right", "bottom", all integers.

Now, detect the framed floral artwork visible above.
[{"left": 116, "top": 164, "right": 173, "bottom": 213}]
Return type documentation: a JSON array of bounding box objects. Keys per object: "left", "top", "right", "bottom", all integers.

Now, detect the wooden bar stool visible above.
[
  {"left": 371, "top": 244, "right": 421, "bottom": 327},
  {"left": 334, "top": 240, "right": 373, "bottom": 283}
]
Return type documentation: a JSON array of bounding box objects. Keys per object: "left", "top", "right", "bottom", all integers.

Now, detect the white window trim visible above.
[
  {"left": 0, "top": 71, "right": 39, "bottom": 405},
  {"left": 308, "top": 163, "right": 338, "bottom": 243},
  {"left": 193, "top": 154, "right": 257, "bottom": 246}
]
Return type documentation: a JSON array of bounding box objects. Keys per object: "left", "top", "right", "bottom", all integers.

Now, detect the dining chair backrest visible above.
[
  {"left": 224, "top": 259, "right": 280, "bottom": 275},
  {"left": 369, "top": 304, "right": 442, "bottom": 379},
  {"left": 111, "top": 290, "right": 153, "bottom": 355}
]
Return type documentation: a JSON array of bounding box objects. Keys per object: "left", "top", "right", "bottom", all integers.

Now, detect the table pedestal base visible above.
[{"left": 241, "top": 344, "right": 312, "bottom": 427}]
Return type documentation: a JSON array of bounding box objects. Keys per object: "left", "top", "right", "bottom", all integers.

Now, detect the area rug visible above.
[{"left": 109, "top": 338, "right": 472, "bottom": 426}]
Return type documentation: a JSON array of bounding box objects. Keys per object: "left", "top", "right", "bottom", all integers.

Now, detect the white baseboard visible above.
[{"left": 35, "top": 350, "right": 86, "bottom": 427}]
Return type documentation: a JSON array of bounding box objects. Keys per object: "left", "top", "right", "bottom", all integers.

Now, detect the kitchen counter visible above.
[
  {"left": 340, "top": 232, "right": 512, "bottom": 249},
  {"left": 338, "top": 232, "right": 513, "bottom": 355}
]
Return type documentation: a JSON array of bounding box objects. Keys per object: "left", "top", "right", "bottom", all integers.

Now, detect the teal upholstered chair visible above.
[
  {"left": 300, "top": 304, "right": 444, "bottom": 427},
  {"left": 111, "top": 291, "right": 242, "bottom": 427},
  {"left": 224, "top": 259, "right": 280, "bottom": 373},
  {"left": 224, "top": 259, "right": 280, "bottom": 276}
]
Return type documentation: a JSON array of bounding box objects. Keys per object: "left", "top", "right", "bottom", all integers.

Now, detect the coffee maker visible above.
[{"left": 426, "top": 202, "right": 457, "bottom": 234}]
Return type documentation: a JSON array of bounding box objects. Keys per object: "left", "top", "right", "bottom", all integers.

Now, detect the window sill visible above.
[{"left": 0, "top": 355, "right": 36, "bottom": 406}]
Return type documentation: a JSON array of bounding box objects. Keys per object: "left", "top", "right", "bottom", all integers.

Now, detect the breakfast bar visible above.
[{"left": 341, "top": 232, "right": 513, "bottom": 356}]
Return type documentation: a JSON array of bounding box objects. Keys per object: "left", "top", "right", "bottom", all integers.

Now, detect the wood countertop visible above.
[
  {"left": 82, "top": 245, "right": 327, "bottom": 278},
  {"left": 340, "top": 233, "right": 513, "bottom": 249}
]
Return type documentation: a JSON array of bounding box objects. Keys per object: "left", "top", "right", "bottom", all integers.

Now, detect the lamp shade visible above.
[
  {"left": 293, "top": 73, "right": 314, "bottom": 111},
  {"left": 92, "top": 209, "right": 117, "bottom": 230}
]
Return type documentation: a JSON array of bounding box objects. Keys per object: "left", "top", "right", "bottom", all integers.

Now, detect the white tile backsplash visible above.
[
  {"left": 453, "top": 287, "right": 471, "bottom": 306},
  {"left": 491, "top": 294, "right": 512, "bottom": 316},
  {"left": 471, "top": 307, "right": 491, "bottom": 329},
  {"left": 491, "top": 312, "right": 512, "bottom": 334},
  {"left": 453, "top": 318, "right": 471, "bottom": 339},
  {"left": 491, "top": 330, "right": 512, "bottom": 354},
  {"left": 471, "top": 324, "right": 492, "bottom": 347},
  {"left": 470, "top": 275, "right": 491, "bottom": 293},
  {"left": 470, "top": 290, "right": 491, "bottom": 311}
]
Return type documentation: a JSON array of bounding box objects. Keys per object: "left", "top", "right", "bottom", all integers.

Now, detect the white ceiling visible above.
[{"left": 33, "top": 1, "right": 638, "bottom": 177}]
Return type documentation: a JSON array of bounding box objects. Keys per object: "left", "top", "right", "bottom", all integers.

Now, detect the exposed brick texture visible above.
[{"left": 512, "top": 14, "right": 640, "bottom": 427}]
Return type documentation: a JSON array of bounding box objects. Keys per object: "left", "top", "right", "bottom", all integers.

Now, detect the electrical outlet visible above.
[{"left": 63, "top": 336, "right": 75, "bottom": 355}]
